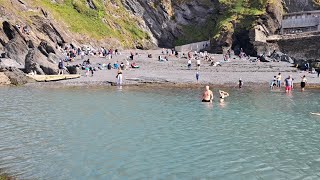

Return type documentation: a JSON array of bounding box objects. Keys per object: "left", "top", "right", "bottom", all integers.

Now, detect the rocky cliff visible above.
[{"left": 0, "top": 0, "right": 319, "bottom": 77}]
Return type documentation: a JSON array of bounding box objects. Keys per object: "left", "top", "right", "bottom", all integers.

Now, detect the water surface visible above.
[{"left": 0, "top": 86, "right": 320, "bottom": 179}]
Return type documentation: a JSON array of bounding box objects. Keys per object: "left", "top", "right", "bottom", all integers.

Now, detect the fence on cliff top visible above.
[{"left": 175, "top": 40, "right": 210, "bottom": 52}]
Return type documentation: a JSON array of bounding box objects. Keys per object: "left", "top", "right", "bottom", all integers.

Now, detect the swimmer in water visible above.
[
  {"left": 202, "top": 85, "right": 213, "bottom": 103},
  {"left": 219, "top": 90, "right": 229, "bottom": 103}
]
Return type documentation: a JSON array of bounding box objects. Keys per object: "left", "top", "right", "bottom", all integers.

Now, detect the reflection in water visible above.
[{"left": 0, "top": 87, "right": 319, "bottom": 179}]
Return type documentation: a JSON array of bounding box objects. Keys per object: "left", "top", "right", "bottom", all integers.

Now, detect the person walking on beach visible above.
[
  {"left": 188, "top": 59, "right": 192, "bottom": 70},
  {"left": 239, "top": 78, "right": 243, "bottom": 88},
  {"left": 285, "top": 75, "right": 293, "bottom": 93},
  {"left": 300, "top": 75, "right": 307, "bottom": 91},
  {"left": 58, "top": 60, "right": 64, "bottom": 75},
  {"left": 276, "top": 73, "right": 282, "bottom": 88},
  {"left": 196, "top": 58, "right": 201, "bottom": 70},
  {"left": 116, "top": 68, "right": 123, "bottom": 85},
  {"left": 202, "top": 86, "right": 213, "bottom": 102},
  {"left": 196, "top": 72, "right": 199, "bottom": 82}
]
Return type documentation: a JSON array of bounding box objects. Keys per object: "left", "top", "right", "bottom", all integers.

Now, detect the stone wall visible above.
[{"left": 175, "top": 40, "right": 210, "bottom": 52}]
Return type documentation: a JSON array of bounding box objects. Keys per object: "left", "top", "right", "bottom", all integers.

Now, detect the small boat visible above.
[{"left": 26, "top": 74, "right": 81, "bottom": 82}]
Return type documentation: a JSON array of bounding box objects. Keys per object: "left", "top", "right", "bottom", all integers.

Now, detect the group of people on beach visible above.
[{"left": 270, "top": 73, "right": 308, "bottom": 92}]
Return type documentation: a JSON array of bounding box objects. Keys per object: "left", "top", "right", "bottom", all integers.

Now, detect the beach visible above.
[{"left": 30, "top": 49, "right": 320, "bottom": 88}]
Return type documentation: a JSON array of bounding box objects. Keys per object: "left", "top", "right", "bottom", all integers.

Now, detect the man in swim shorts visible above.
[
  {"left": 202, "top": 86, "right": 213, "bottom": 102},
  {"left": 285, "top": 75, "right": 293, "bottom": 93}
]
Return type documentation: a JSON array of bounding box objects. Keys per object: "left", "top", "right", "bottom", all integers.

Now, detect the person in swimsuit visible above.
[
  {"left": 300, "top": 75, "right": 307, "bottom": 91},
  {"left": 285, "top": 75, "right": 293, "bottom": 93},
  {"left": 202, "top": 86, "right": 213, "bottom": 102},
  {"left": 219, "top": 90, "right": 229, "bottom": 103}
]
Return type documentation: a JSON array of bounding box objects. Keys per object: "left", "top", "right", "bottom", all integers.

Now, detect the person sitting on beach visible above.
[
  {"left": 210, "top": 61, "right": 221, "bottom": 67},
  {"left": 159, "top": 56, "right": 166, "bottom": 62},
  {"left": 148, "top": 54, "right": 152, "bottom": 58},
  {"left": 202, "top": 86, "right": 213, "bottom": 103},
  {"left": 107, "top": 63, "right": 112, "bottom": 70},
  {"left": 120, "top": 62, "right": 125, "bottom": 70},
  {"left": 131, "top": 62, "right": 139, "bottom": 68},
  {"left": 219, "top": 90, "right": 229, "bottom": 103},
  {"left": 114, "top": 62, "right": 119, "bottom": 69}
]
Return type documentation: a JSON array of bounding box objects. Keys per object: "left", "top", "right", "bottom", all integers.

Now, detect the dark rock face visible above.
[
  {"left": 31, "top": 15, "right": 66, "bottom": 46},
  {"left": 66, "top": 65, "right": 79, "bottom": 74},
  {"left": 123, "top": 0, "right": 216, "bottom": 48},
  {"left": 277, "top": 34, "right": 320, "bottom": 61},
  {"left": 25, "top": 49, "right": 58, "bottom": 75},
  {"left": 4, "top": 31, "right": 29, "bottom": 65}
]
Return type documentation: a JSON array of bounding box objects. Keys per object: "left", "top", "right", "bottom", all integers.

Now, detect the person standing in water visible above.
[
  {"left": 202, "top": 86, "right": 213, "bottom": 102},
  {"left": 116, "top": 68, "right": 123, "bottom": 85},
  {"left": 300, "top": 75, "right": 307, "bottom": 91},
  {"left": 285, "top": 75, "right": 293, "bottom": 93},
  {"left": 276, "top": 73, "right": 282, "bottom": 88},
  {"left": 196, "top": 72, "right": 199, "bottom": 82},
  {"left": 239, "top": 78, "right": 243, "bottom": 88}
]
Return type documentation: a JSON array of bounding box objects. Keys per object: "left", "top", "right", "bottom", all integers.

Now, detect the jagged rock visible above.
[
  {"left": 4, "top": 31, "right": 28, "bottom": 65},
  {"left": 0, "top": 58, "right": 23, "bottom": 68},
  {"left": 270, "top": 52, "right": 294, "bottom": 64},
  {"left": 0, "top": 66, "right": 31, "bottom": 85},
  {"left": 38, "top": 41, "right": 56, "bottom": 57},
  {"left": 25, "top": 49, "right": 58, "bottom": 75},
  {"left": 31, "top": 15, "right": 65, "bottom": 46}
]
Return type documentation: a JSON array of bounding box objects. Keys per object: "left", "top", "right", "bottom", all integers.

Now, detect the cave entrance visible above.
[
  {"left": 231, "top": 30, "right": 257, "bottom": 56},
  {"left": 2, "top": 21, "right": 15, "bottom": 40}
]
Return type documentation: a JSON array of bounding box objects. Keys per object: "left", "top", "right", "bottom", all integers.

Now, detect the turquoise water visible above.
[{"left": 0, "top": 86, "right": 320, "bottom": 179}]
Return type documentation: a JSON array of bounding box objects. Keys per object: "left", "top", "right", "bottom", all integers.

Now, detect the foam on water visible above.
[{"left": 0, "top": 86, "right": 319, "bottom": 179}]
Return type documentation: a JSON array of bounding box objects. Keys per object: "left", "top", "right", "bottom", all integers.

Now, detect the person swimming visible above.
[
  {"left": 202, "top": 86, "right": 213, "bottom": 102},
  {"left": 219, "top": 90, "right": 229, "bottom": 103}
]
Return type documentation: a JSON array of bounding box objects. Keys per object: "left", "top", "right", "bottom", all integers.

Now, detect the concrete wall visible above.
[
  {"left": 175, "top": 40, "right": 210, "bottom": 52},
  {"left": 282, "top": 17, "right": 319, "bottom": 28}
]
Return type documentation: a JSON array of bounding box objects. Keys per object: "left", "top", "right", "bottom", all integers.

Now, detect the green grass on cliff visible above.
[
  {"left": 213, "top": 0, "right": 269, "bottom": 39},
  {"left": 29, "top": 0, "right": 149, "bottom": 47}
]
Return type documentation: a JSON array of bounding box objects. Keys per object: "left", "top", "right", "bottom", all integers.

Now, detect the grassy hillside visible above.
[
  {"left": 0, "top": 0, "right": 150, "bottom": 48},
  {"left": 213, "top": 0, "right": 269, "bottom": 39}
]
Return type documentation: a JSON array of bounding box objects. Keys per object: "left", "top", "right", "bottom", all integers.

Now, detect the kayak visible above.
[{"left": 27, "top": 74, "right": 81, "bottom": 82}]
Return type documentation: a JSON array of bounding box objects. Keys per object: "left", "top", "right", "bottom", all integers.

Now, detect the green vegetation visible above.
[
  {"left": 213, "top": 0, "right": 269, "bottom": 39},
  {"left": 28, "top": 0, "right": 149, "bottom": 47}
]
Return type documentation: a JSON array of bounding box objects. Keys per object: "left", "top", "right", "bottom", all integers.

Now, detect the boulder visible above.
[
  {"left": 66, "top": 65, "right": 79, "bottom": 74},
  {"left": 38, "top": 41, "right": 56, "bottom": 57},
  {"left": 0, "top": 66, "right": 31, "bottom": 85},
  {"left": 270, "top": 51, "right": 294, "bottom": 64},
  {"left": 25, "top": 49, "right": 59, "bottom": 75}
]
